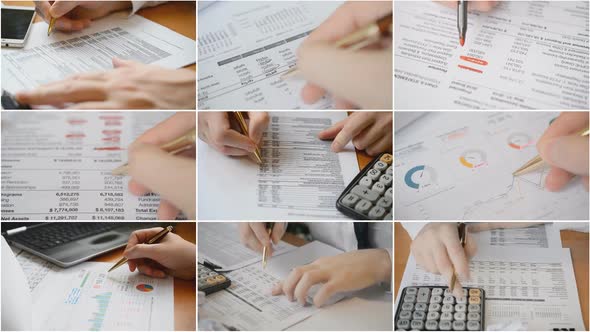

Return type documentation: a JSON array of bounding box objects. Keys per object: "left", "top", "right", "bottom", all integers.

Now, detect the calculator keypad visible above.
[
  {"left": 198, "top": 264, "right": 231, "bottom": 295},
  {"left": 396, "top": 286, "right": 484, "bottom": 331}
]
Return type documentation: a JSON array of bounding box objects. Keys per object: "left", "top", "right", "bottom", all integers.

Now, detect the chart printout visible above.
[
  {"left": 395, "top": 1, "right": 589, "bottom": 109},
  {"left": 1, "top": 112, "right": 174, "bottom": 220}
]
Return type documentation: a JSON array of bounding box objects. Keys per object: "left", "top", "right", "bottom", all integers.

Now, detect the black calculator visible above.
[
  {"left": 336, "top": 152, "right": 392, "bottom": 220},
  {"left": 395, "top": 286, "right": 485, "bottom": 331},
  {"left": 198, "top": 263, "right": 231, "bottom": 295}
]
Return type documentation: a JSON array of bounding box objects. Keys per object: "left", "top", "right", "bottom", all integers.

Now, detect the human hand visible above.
[
  {"left": 198, "top": 112, "right": 269, "bottom": 156},
  {"left": 16, "top": 58, "right": 196, "bottom": 109},
  {"left": 123, "top": 227, "right": 196, "bottom": 280},
  {"left": 296, "top": 1, "right": 392, "bottom": 109},
  {"left": 318, "top": 112, "right": 392, "bottom": 156},
  {"left": 127, "top": 112, "right": 196, "bottom": 220},
  {"left": 411, "top": 223, "right": 477, "bottom": 298},
  {"left": 537, "top": 112, "right": 589, "bottom": 191},
  {"left": 238, "top": 222, "right": 287, "bottom": 257},
  {"left": 34, "top": 1, "right": 132, "bottom": 32},
  {"left": 435, "top": 1, "right": 498, "bottom": 12},
  {"left": 271, "top": 249, "right": 391, "bottom": 307}
]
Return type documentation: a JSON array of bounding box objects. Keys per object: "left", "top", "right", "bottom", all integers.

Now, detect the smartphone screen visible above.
[{"left": 1, "top": 8, "right": 35, "bottom": 40}]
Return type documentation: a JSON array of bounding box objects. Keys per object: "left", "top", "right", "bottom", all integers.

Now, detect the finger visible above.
[
  {"left": 49, "top": 0, "right": 81, "bottom": 17},
  {"left": 128, "top": 179, "right": 150, "bottom": 196},
  {"left": 334, "top": 98, "right": 356, "bottom": 110},
  {"left": 212, "top": 128, "right": 256, "bottom": 151},
  {"left": 353, "top": 119, "right": 389, "bottom": 151},
  {"left": 422, "top": 252, "right": 438, "bottom": 274},
  {"left": 135, "top": 112, "right": 196, "bottom": 145},
  {"left": 464, "top": 231, "right": 477, "bottom": 260},
  {"left": 54, "top": 17, "right": 90, "bottom": 32},
  {"left": 125, "top": 227, "right": 165, "bottom": 251},
  {"left": 318, "top": 118, "right": 347, "bottom": 140},
  {"left": 282, "top": 265, "right": 314, "bottom": 301},
  {"left": 365, "top": 134, "right": 392, "bottom": 156},
  {"left": 452, "top": 279, "right": 465, "bottom": 299},
  {"left": 125, "top": 243, "right": 166, "bottom": 262},
  {"left": 443, "top": 237, "right": 470, "bottom": 281},
  {"left": 137, "top": 263, "right": 167, "bottom": 278},
  {"left": 332, "top": 113, "right": 374, "bottom": 152},
  {"left": 249, "top": 223, "right": 272, "bottom": 249},
  {"left": 272, "top": 281, "right": 284, "bottom": 296},
  {"left": 545, "top": 167, "right": 575, "bottom": 192},
  {"left": 538, "top": 135, "right": 589, "bottom": 176},
  {"left": 301, "top": 82, "right": 327, "bottom": 105},
  {"left": 294, "top": 270, "right": 327, "bottom": 305},
  {"left": 270, "top": 223, "right": 286, "bottom": 245},
  {"left": 157, "top": 199, "right": 180, "bottom": 220},
  {"left": 211, "top": 144, "right": 251, "bottom": 156},
  {"left": 16, "top": 81, "right": 107, "bottom": 106},
  {"left": 68, "top": 101, "right": 122, "bottom": 110},
  {"left": 34, "top": 1, "right": 52, "bottom": 22},
  {"left": 113, "top": 57, "right": 141, "bottom": 68},
  {"left": 247, "top": 112, "right": 269, "bottom": 145},
  {"left": 432, "top": 243, "right": 455, "bottom": 288},
  {"left": 313, "top": 280, "right": 340, "bottom": 308}
]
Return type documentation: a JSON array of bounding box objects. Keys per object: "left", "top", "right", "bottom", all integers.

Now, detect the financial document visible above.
[
  {"left": 198, "top": 222, "right": 296, "bottom": 271},
  {"left": 470, "top": 223, "right": 562, "bottom": 249},
  {"left": 1, "top": 112, "right": 174, "bottom": 220},
  {"left": 12, "top": 248, "right": 63, "bottom": 291},
  {"left": 396, "top": 246, "right": 585, "bottom": 331},
  {"left": 198, "top": 1, "right": 342, "bottom": 109},
  {"left": 2, "top": 12, "right": 196, "bottom": 92},
  {"left": 198, "top": 112, "right": 358, "bottom": 220},
  {"left": 32, "top": 261, "right": 173, "bottom": 331},
  {"left": 394, "top": 112, "right": 589, "bottom": 220},
  {"left": 395, "top": 1, "right": 589, "bottom": 109}
]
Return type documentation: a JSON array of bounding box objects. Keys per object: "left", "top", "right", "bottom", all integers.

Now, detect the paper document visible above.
[
  {"left": 394, "top": 112, "right": 589, "bottom": 220},
  {"left": 200, "top": 241, "right": 343, "bottom": 330},
  {"left": 12, "top": 248, "right": 63, "bottom": 291},
  {"left": 198, "top": 112, "right": 358, "bottom": 219},
  {"left": 1, "top": 112, "right": 175, "bottom": 220},
  {"left": 470, "top": 223, "right": 562, "bottom": 249},
  {"left": 2, "top": 11, "right": 196, "bottom": 92},
  {"left": 198, "top": 1, "right": 342, "bottom": 109},
  {"left": 198, "top": 222, "right": 296, "bottom": 271},
  {"left": 32, "top": 261, "right": 173, "bottom": 330},
  {"left": 397, "top": 246, "right": 585, "bottom": 331},
  {"left": 394, "top": 1, "right": 589, "bottom": 109}
]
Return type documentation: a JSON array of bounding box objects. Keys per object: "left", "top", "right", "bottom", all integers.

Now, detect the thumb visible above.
[
  {"left": 112, "top": 57, "right": 141, "bottom": 68},
  {"left": 49, "top": 1, "right": 79, "bottom": 18},
  {"left": 538, "top": 135, "right": 589, "bottom": 175},
  {"left": 124, "top": 243, "right": 165, "bottom": 262},
  {"left": 297, "top": 41, "right": 392, "bottom": 109}
]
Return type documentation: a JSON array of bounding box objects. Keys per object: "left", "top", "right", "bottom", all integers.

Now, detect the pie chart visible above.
[
  {"left": 136, "top": 284, "right": 154, "bottom": 292},
  {"left": 404, "top": 165, "right": 437, "bottom": 189}
]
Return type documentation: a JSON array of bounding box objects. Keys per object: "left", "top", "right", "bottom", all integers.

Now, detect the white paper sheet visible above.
[
  {"left": 198, "top": 112, "right": 359, "bottom": 220},
  {"left": 12, "top": 247, "right": 63, "bottom": 291},
  {"left": 396, "top": 246, "right": 585, "bottom": 331},
  {"left": 198, "top": 222, "right": 296, "bottom": 271},
  {"left": 394, "top": 1, "right": 589, "bottom": 109},
  {"left": 32, "top": 261, "right": 174, "bottom": 331},
  {"left": 2, "top": 11, "right": 195, "bottom": 93},
  {"left": 1, "top": 237, "right": 33, "bottom": 331},
  {"left": 197, "top": 1, "right": 342, "bottom": 109},
  {"left": 394, "top": 112, "right": 589, "bottom": 220},
  {"left": 469, "top": 223, "right": 563, "bottom": 249},
  {"left": 1, "top": 112, "right": 175, "bottom": 220}
]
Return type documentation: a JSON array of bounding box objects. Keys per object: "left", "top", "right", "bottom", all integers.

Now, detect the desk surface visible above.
[
  {"left": 94, "top": 222, "right": 196, "bottom": 331},
  {"left": 3, "top": 1, "right": 196, "bottom": 71},
  {"left": 394, "top": 222, "right": 589, "bottom": 330}
]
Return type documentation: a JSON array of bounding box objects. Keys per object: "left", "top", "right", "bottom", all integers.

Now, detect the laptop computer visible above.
[{"left": 1, "top": 222, "right": 166, "bottom": 267}]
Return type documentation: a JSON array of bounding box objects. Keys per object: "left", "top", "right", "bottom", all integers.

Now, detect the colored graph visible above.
[
  {"left": 404, "top": 165, "right": 437, "bottom": 189},
  {"left": 89, "top": 292, "right": 112, "bottom": 331},
  {"left": 136, "top": 284, "right": 154, "bottom": 292},
  {"left": 507, "top": 132, "right": 534, "bottom": 150},
  {"left": 459, "top": 150, "right": 487, "bottom": 169}
]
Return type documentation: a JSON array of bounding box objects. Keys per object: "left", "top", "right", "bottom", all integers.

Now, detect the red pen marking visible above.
[
  {"left": 104, "top": 121, "right": 122, "bottom": 126},
  {"left": 67, "top": 119, "right": 87, "bottom": 125},
  {"left": 102, "top": 136, "right": 120, "bottom": 142},
  {"left": 65, "top": 133, "right": 85, "bottom": 138},
  {"left": 458, "top": 64, "right": 483, "bottom": 73},
  {"left": 95, "top": 147, "right": 124, "bottom": 151},
  {"left": 99, "top": 115, "right": 124, "bottom": 120},
  {"left": 460, "top": 56, "right": 488, "bottom": 66},
  {"left": 102, "top": 130, "right": 121, "bottom": 135}
]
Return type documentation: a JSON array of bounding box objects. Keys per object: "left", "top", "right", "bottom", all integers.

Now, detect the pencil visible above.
[
  {"left": 262, "top": 222, "right": 275, "bottom": 269},
  {"left": 108, "top": 226, "right": 174, "bottom": 272},
  {"left": 48, "top": 17, "right": 56, "bottom": 36},
  {"left": 450, "top": 222, "right": 466, "bottom": 293},
  {"left": 233, "top": 112, "right": 263, "bottom": 164}
]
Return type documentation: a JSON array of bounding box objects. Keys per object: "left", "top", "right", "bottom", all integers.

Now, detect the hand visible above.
[
  {"left": 537, "top": 112, "right": 589, "bottom": 191},
  {"left": 296, "top": 1, "right": 392, "bottom": 109},
  {"left": 16, "top": 58, "right": 196, "bottom": 109},
  {"left": 34, "top": 1, "right": 132, "bottom": 32},
  {"left": 238, "top": 222, "right": 287, "bottom": 257},
  {"left": 198, "top": 112, "right": 269, "bottom": 156},
  {"left": 127, "top": 112, "right": 196, "bottom": 220},
  {"left": 411, "top": 223, "right": 477, "bottom": 298},
  {"left": 271, "top": 249, "right": 391, "bottom": 307},
  {"left": 435, "top": 1, "right": 498, "bottom": 12},
  {"left": 123, "top": 227, "right": 196, "bottom": 280},
  {"left": 318, "top": 112, "right": 392, "bottom": 156}
]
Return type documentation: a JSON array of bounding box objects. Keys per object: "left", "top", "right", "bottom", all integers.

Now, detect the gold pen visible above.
[
  {"left": 48, "top": 17, "right": 56, "bottom": 36},
  {"left": 108, "top": 225, "right": 174, "bottom": 272},
  {"left": 262, "top": 222, "right": 275, "bottom": 269},
  {"left": 233, "top": 112, "right": 263, "bottom": 164},
  {"left": 111, "top": 128, "right": 196, "bottom": 176},
  {"left": 513, "top": 127, "right": 590, "bottom": 176},
  {"left": 281, "top": 12, "right": 392, "bottom": 80},
  {"left": 449, "top": 222, "right": 466, "bottom": 293}
]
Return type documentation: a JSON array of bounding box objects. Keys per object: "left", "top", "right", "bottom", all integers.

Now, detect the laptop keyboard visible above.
[{"left": 10, "top": 223, "right": 124, "bottom": 250}]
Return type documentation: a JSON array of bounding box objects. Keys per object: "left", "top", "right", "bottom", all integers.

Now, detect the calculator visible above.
[
  {"left": 198, "top": 263, "right": 231, "bottom": 295},
  {"left": 395, "top": 286, "right": 485, "bottom": 331},
  {"left": 336, "top": 152, "right": 393, "bottom": 220}
]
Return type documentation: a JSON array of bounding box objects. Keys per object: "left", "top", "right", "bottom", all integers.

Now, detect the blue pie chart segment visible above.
[{"left": 405, "top": 165, "right": 425, "bottom": 189}]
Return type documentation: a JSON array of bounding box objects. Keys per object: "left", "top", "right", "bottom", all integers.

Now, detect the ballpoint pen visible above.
[
  {"left": 233, "top": 112, "right": 263, "bottom": 164},
  {"left": 262, "top": 222, "right": 275, "bottom": 269},
  {"left": 48, "top": 17, "right": 56, "bottom": 36},
  {"left": 111, "top": 128, "right": 196, "bottom": 176},
  {"left": 281, "top": 11, "right": 392, "bottom": 80},
  {"left": 449, "top": 222, "right": 466, "bottom": 293},
  {"left": 457, "top": 0, "right": 468, "bottom": 46},
  {"left": 513, "top": 127, "right": 590, "bottom": 176},
  {"left": 108, "top": 225, "right": 174, "bottom": 272}
]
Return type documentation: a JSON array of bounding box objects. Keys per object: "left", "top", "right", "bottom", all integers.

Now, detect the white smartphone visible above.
[{"left": 1, "top": 6, "right": 36, "bottom": 48}]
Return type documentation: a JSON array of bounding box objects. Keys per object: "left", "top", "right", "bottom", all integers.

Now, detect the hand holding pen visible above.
[{"left": 239, "top": 222, "right": 287, "bottom": 257}]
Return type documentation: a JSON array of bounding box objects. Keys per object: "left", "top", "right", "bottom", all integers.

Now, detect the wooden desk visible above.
[
  {"left": 394, "top": 223, "right": 589, "bottom": 330},
  {"left": 93, "top": 222, "right": 196, "bottom": 331},
  {"left": 2, "top": 1, "right": 196, "bottom": 71}
]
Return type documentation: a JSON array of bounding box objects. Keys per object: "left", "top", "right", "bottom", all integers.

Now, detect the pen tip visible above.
[{"left": 459, "top": 38, "right": 465, "bottom": 46}]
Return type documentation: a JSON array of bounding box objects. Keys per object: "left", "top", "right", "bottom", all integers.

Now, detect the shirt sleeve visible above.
[{"left": 130, "top": 1, "right": 168, "bottom": 15}]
